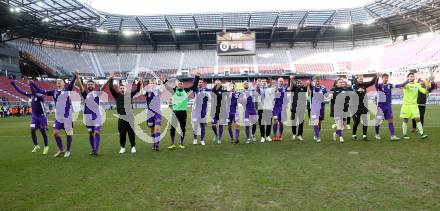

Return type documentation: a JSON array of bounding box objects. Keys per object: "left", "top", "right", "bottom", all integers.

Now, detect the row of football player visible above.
[{"left": 10, "top": 71, "right": 435, "bottom": 157}]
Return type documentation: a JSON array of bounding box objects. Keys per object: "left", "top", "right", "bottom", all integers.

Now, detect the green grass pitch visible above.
[{"left": 1, "top": 105, "right": 440, "bottom": 210}]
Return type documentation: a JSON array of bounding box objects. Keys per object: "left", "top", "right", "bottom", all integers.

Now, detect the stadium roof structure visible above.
[{"left": 1, "top": 0, "right": 440, "bottom": 48}]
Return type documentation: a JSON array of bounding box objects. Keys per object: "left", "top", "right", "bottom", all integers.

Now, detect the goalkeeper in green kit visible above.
[{"left": 399, "top": 72, "right": 429, "bottom": 139}]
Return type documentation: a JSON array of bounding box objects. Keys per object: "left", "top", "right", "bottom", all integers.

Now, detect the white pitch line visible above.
[
  {"left": 1, "top": 126, "right": 440, "bottom": 138},
  {"left": 0, "top": 133, "right": 120, "bottom": 138},
  {"left": 2, "top": 125, "right": 440, "bottom": 129}
]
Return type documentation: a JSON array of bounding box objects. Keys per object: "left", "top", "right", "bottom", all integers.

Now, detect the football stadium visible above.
[{"left": 1, "top": 0, "right": 440, "bottom": 209}]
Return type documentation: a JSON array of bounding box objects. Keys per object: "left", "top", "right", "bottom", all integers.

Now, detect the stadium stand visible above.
[
  {"left": 7, "top": 34, "right": 438, "bottom": 77},
  {"left": 0, "top": 77, "right": 25, "bottom": 101},
  {"left": 43, "top": 48, "right": 95, "bottom": 75},
  {"left": 9, "top": 40, "right": 63, "bottom": 75}
]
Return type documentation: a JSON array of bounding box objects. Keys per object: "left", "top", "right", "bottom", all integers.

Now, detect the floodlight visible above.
[
  {"left": 10, "top": 7, "right": 21, "bottom": 13},
  {"left": 122, "top": 30, "right": 141, "bottom": 36},
  {"left": 363, "top": 19, "right": 375, "bottom": 25},
  {"left": 337, "top": 23, "right": 351, "bottom": 29},
  {"left": 97, "top": 28, "right": 108, "bottom": 33},
  {"left": 122, "top": 30, "right": 132, "bottom": 36}
]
